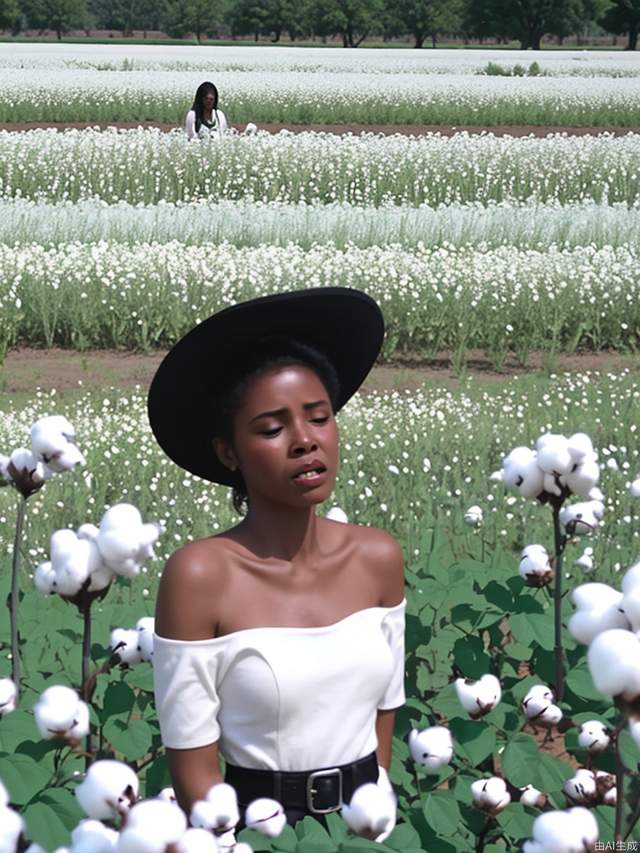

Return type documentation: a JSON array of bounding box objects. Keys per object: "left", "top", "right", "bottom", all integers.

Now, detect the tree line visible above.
[{"left": 1, "top": 0, "right": 638, "bottom": 51}]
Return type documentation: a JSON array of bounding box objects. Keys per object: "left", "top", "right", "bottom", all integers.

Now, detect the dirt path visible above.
[
  {"left": 2, "top": 347, "right": 638, "bottom": 397},
  {"left": 1, "top": 121, "right": 638, "bottom": 137}
]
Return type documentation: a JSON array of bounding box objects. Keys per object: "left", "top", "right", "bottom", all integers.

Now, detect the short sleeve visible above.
[
  {"left": 377, "top": 600, "right": 406, "bottom": 710},
  {"left": 217, "top": 110, "right": 229, "bottom": 134},
  {"left": 153, "top": 634, "right": 223, "bottom": 749}
]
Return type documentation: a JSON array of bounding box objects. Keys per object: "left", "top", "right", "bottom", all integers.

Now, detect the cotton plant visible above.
[
  {"left": 244, "top": 799, "right": 287, "bottom": 838},
  {"left": 408, "top": 726, "right": 454, "bottom": 773},
  {"left": 190, "top": 782, "right": 240, "bottom": 834},
  {"left": 455, "top": 674, "right": 501, "bottom": 719},
  {"left": 501, "top": 431, "right": 603, "bottom": 703},
  {"left": 577, "top": 721, "right": 611, "bottom": 753},
  {"left": 33, "top": 503, "right": 162, "bottom": 740},
  {"left": 75, "top": 760, "right": 139, "bottom": 821},
  {"left": 574, "top": 547, "right": 594, "bottom": 572},
  {"left": 341, "top": 780, "right": 396, "bottom": 843},
  {"left": 463, "top": 505, "right": 483, "bottom": 527},
  {"left": 2, "top": 415, "right": 85, "bottom": 699},
  {"left": 563, "top": 769, "right": 616, "bottom": 807}
]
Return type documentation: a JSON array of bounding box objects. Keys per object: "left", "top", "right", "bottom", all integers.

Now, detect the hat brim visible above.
[{"left": 147, "top": 287, "right": 385, "bottom": 485}]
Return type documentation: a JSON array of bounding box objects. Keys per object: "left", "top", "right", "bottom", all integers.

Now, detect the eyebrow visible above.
[{"left": 250, "top": 400, "right": 329, "bottom": 424}]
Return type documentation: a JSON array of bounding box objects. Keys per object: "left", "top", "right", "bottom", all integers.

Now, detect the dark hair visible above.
[
  {"left": 211, "top": 338, "right": 340, "bottom": 515},
  {"left": 191, "top": 81, "right": 219, "bottom": 134}
]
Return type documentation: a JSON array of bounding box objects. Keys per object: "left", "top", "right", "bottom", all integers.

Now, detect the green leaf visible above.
[
  {"left": 103, "top": 717, "right": 152, "bottom": 760},
  {"left": 295, "top": 817, "right": 334, "bottom": 842},
  {"left": 0, "top": 752, "right": 51, "bottom": 805},
  {"left": 566, "top": 665, "right": 604, "bottom": 702},
  {"left": 452, "top": 636, "right": 490, "bottom": 679},
  {"left": 324, "top": 813, "right": 349, "bottom": 844},
  {"left": 423, "top": 790, "right": 461, "bottom": 836},
  {"left": 501, "top": 734, "right": 540, "bottom": 788},
  {"left": 237, "top": 827, "right": 275, "bottom": 850},
  {"left": 22, "top": 798, "right": 76, "bottom": 849},
  {"left": 273, "top": 824, "right": 300, "bottom": 852},
  {"left": 384, "top": 822, "right": 422, "bottom": 850},
  {"left": 618, "top": 729, "right": 640, "bottom": 771},
  {"left": 0, "top": 709, "right": 38, "bottom": 751},
  {"left": 535, "top": 753, "right": 573, "bottom": 793},
  {"left": 496, "top": 803, "right": 536, "bottom": 840},
  {"left": 101, "top": 681, "right": 136, "bottom": 719},
  {"left": 124, "top": 665, "right": 155, "bottom": 692},
  {"left": 450, "top": 719, "right": 496, "bottom": 766},
  {"left": 295, "top": 837, "right": 338, "bottom": 853}
]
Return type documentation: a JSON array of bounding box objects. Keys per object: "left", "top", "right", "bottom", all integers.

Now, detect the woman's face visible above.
[
  {"left": 216, "top": 364, "right": 339, "bottom": 509},
  {"left": 202, "top": 91, "right": 215, "bottom": 111}
]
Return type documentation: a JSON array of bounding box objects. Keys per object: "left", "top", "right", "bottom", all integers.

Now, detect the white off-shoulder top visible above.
[{"left": 153, "top": 598, "right": 406, "bottom": 771}]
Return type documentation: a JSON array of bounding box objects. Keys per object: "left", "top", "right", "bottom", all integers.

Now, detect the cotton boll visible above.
[
  {"left": 574, "top": 547, "right": 594, "bottom": 573},
  {"left": 341, "top": 782, "right": 396, "bottom": 839},
  {"left": 535, "top": 704, "right": 563, "bottom": 728},
  {"left": 0, "top": 778, "right": 8, "bottom": 807},
  {"left": 75, "top": 759, "right": 139, "bottom": 820},
  {"left": 326, "top": 506, "right": 348, "bottom": 523},
  {"left": 536, "top": 433, "right": 572, "bottom": 476},
  {"left": 157, "top": 788, "right": 176, "bottom": 803},
  {"left": 214, "top": 830, "right": 236, "bottom": 852},
  {"left": 31, "top": 415, "right": 75, "bottom": 452},
  {"left": 0, "top": 806, "right": 24, "bottom": 852},
  {"left": 565, "top": 458, "right": 600, "bottom": 499},
  {"left": 595, "top": 772, "right": 616, "bottom": 806},
  {"left": 463, "top": 505, "right": 483, "bottom": 527},
  {"left": 502, "top": 447, "right": 544, "bottom": 499},
  {"left": 10, "top": 447, "right": 47, "bottom": 483},
  {"left": 577, "top": 721, "right": 611, "bottom": 752},
  {"left": 34, "top": 685, "right": 83, "bottom": 740},
  {"left": 45, "top": 443, "right": 86, "bottom": 474},
  {"left": 100, "top": 504, "right": 143, "bottom": 531},
  {"left": 455, "top": 674, "right": 501, "bottom": 719},
  {"left": 630, "top": 718, "right": 640, "bottom": 750},
  {"left": 87, "top": 563, "right": 115, "bottom": 593},
  {"left": 55, "top": 538, "right": 103, "bottom": 597},
  {"left": 70, "top": 819, "right": 119, "bottom": 853},
  {"left": 519, "top": 544, "right": 554, "bottom": 586},
  {"left": 67, "top": 700, "right": 90, "bottom": 742},
  {"left": 190, "top": 800, "right": 219, "bottom": 831},
  {"left": 245, "top": 798, "right": 286, "bottom": 837},
  {"left": 588, "top": 486, "right": 604, "bottom": 502},
  {"left": 244, "top": 123, "right": 257, "bottom": 135},
  {"left": 522, "top": 684, "right": 555, "bottom": 719},
  {"left": 622, "top": 560, "right": 640, "bottom": 594},
  {"left": 175, "top": 828, "right": 218, "bottom": 853},
  {"left": 119, "top": 800, "right": 187, "bottom": 850},
  {"left": 587, "top": 629, "right": 640, "bottom": 701},
  {"left": 568, "top": 582, "right": 629, "bottom": 644},
  {"left": 519, "top": 785, "right": 546, "bottom": 808},
  {"left": 97, "top": 526, "right": 144, "bottom": 572},
  {"left": 0, "top": 679, "right": 16, "bottom": 717},
  {"left": 202, "top": 783, "right": 240, "bottom": 832},
  {"left": 77, "top": 524, "right": 99, "bottom": 542},
  {"left": 559, "top": 500, "right": 605, "bottom": 536},
  {"left": 0, "top": 454, "right": 11, "bottom": 485},
  {"left": 630, "top": 477, "right": 640, "bottom": 498},
  {"left": 563, "top": 769, "right": 598, "bottom": 806},
  {"left": 470, "top": 777, "right": 511, "bottom": 815},
  {"left": 567, "top": 433, "right": 595, "bottom": 464},
  {"left": 34, "top": 561, "right": 56, "bottom": 594},
  {"left": 526, "top": 807, "right": 599, "bottom": 853},
  {"left": 408, "top": 726, "right": 453, "bottom": 773},
  {"left": 620, "top": 585, "right": 640, "bottom": 632},
  {"left": 111, "top": 629, "right": 143, "bottom": 666}
]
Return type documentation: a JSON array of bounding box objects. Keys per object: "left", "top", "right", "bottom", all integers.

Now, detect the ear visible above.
[{"left": 212, "top": 437, "right": 238, "bottom": 472}]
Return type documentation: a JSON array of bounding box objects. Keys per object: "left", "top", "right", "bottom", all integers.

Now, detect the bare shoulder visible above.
[
  {"left": 155, "top": 538, "right": 230, "bottom": 641},
  {"left": 353, "top": 525, "right": 405, "bottom": 607}
]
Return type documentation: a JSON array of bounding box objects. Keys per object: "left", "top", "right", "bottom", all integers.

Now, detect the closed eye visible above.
[{"left": 260, "top": 416, "right": 330, "bottom": 437}]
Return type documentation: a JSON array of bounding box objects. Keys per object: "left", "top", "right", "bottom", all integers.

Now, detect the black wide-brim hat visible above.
[{"left": 147, "top": 287, "right": 385, "bottom": 485}]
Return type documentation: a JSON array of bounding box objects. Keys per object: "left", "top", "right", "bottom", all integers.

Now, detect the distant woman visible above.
[{"left": 185, "top": 81, "right": 229, "bottom": 141}]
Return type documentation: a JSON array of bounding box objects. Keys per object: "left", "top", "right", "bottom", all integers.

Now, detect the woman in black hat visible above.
[{"left": 149, "top": 288, "right": 406, "bottom": 838}]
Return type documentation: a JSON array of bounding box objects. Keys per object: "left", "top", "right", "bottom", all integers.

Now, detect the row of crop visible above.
[
  {"left": 1, "top": 374, "right": 638, "bottom": 571},
  {"left": 0, "top": 242, "right": 638, "bottom": 365},
  {"left": 2, "top": 71, "right": 640, "bottom": 126},
  {"left": 0, "top": 378, "right": 639, "bottom": 848},
  {"left": 4, "top": 45, "right": 638, "bottom": 76},
  {"left": 2, "top": 198, "right": 639, "bottom": 251},
  {"left": 0, "top": 128, "right": 638, "bottom": 206}
]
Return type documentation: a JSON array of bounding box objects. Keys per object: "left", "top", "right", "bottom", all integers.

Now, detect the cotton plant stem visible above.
[
  {"left": 81, "top": 602, "right": 94, "bottom": 766},
  {"left": 9, "top": 495, "right": 27, "bottom": 696},
  {"left": 614, "top": 706, "right": 628, "bottom": 843},
  {"left": 413, "top": 765, "right": 422, "bottom": 803},
  {"left": 551, "top": 504, "right": 566, "bottom": 704}
]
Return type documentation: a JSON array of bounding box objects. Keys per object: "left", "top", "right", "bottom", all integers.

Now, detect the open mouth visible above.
[{"left": 292, "top": 465, "right": 327, "bottom": 482}]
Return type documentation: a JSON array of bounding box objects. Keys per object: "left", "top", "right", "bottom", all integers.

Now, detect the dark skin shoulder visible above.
[{"left": 349, "top": 524, "right": 406, "bottom": 608}]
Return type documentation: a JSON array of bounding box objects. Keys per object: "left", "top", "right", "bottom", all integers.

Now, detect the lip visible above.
[{"left": 291, "top": 459, "right": 328, "bottom": 488}]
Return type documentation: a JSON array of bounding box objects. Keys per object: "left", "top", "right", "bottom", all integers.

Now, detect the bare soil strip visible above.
[
  {"left": 1, "top": 121, "right": 638, "bottom": 137},
  {"left": 2, "top": 347, "right": 637, "bottom": 397}
]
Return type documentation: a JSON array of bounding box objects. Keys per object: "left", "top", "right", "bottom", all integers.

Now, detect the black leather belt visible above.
[{"left": 225, "top": 751, "right": 378, "bottom": 814}]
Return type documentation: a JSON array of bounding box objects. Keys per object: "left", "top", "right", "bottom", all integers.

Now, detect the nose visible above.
[{"left": 290, "top": 422, "right": 317, "bottom": 456}]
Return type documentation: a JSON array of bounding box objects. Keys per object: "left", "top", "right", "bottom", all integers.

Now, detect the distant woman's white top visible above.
[
  {"left": 153, "top": 598, "right": 406, "bottom": 771},
  {"left": 185, "top": 109, "right": 229, "bottom": 141}
]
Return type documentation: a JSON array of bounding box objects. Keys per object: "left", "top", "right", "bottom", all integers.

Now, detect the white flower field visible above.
[{"left": 0, "top": 43, "right": 639, "bottom": 853}]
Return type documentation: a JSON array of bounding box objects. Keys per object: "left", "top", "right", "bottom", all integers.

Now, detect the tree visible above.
[
  {"left": 22, "top": 0, "right": 87, "bottom": 37},
  {"left": 161, "top": 0, "right": 192, "bottom": 36},
  {"left": 225, "top": 0, "right": 269, "bottom": 39},
  {"left": 91, "top": 0, "right": 157, "bottom": 34},
  {"left": 260, "top": 0, "right": 308, "bottom": 41},
  {"left": 313, "top": 0, "right": 383, "bottom": 46},
  {"left": 0, "top": 0, "right": 19, "bottom": 29},
  {"left": 188, "top": 0, "right": 222, "bottom": 40},
  {"left": 599, "top": 0, "right": 640, "bottom": 49},
  {"left": 398, "top": 0, "right": 463, "bottom": 46},
  {"left": 491, "top": 0, "right": 589, "bottom": 49}
]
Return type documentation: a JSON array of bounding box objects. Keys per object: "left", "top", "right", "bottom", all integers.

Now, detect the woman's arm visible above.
[
  {"left": 217, "top": 110, "right": 229, "bottom": 135},
  {"left": 375, "top": 708, "right": 396, "bottom": 769},
  {"left": 156, "top": 544, "right": 227, "bottom": 815},
  {"left": 185, "top": 110, "right": 197, "bottom": 140}
]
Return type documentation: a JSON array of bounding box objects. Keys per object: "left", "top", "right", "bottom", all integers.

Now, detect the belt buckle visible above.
[{"left": 306, "top": 767, "right": 342, "bottom": 814}]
